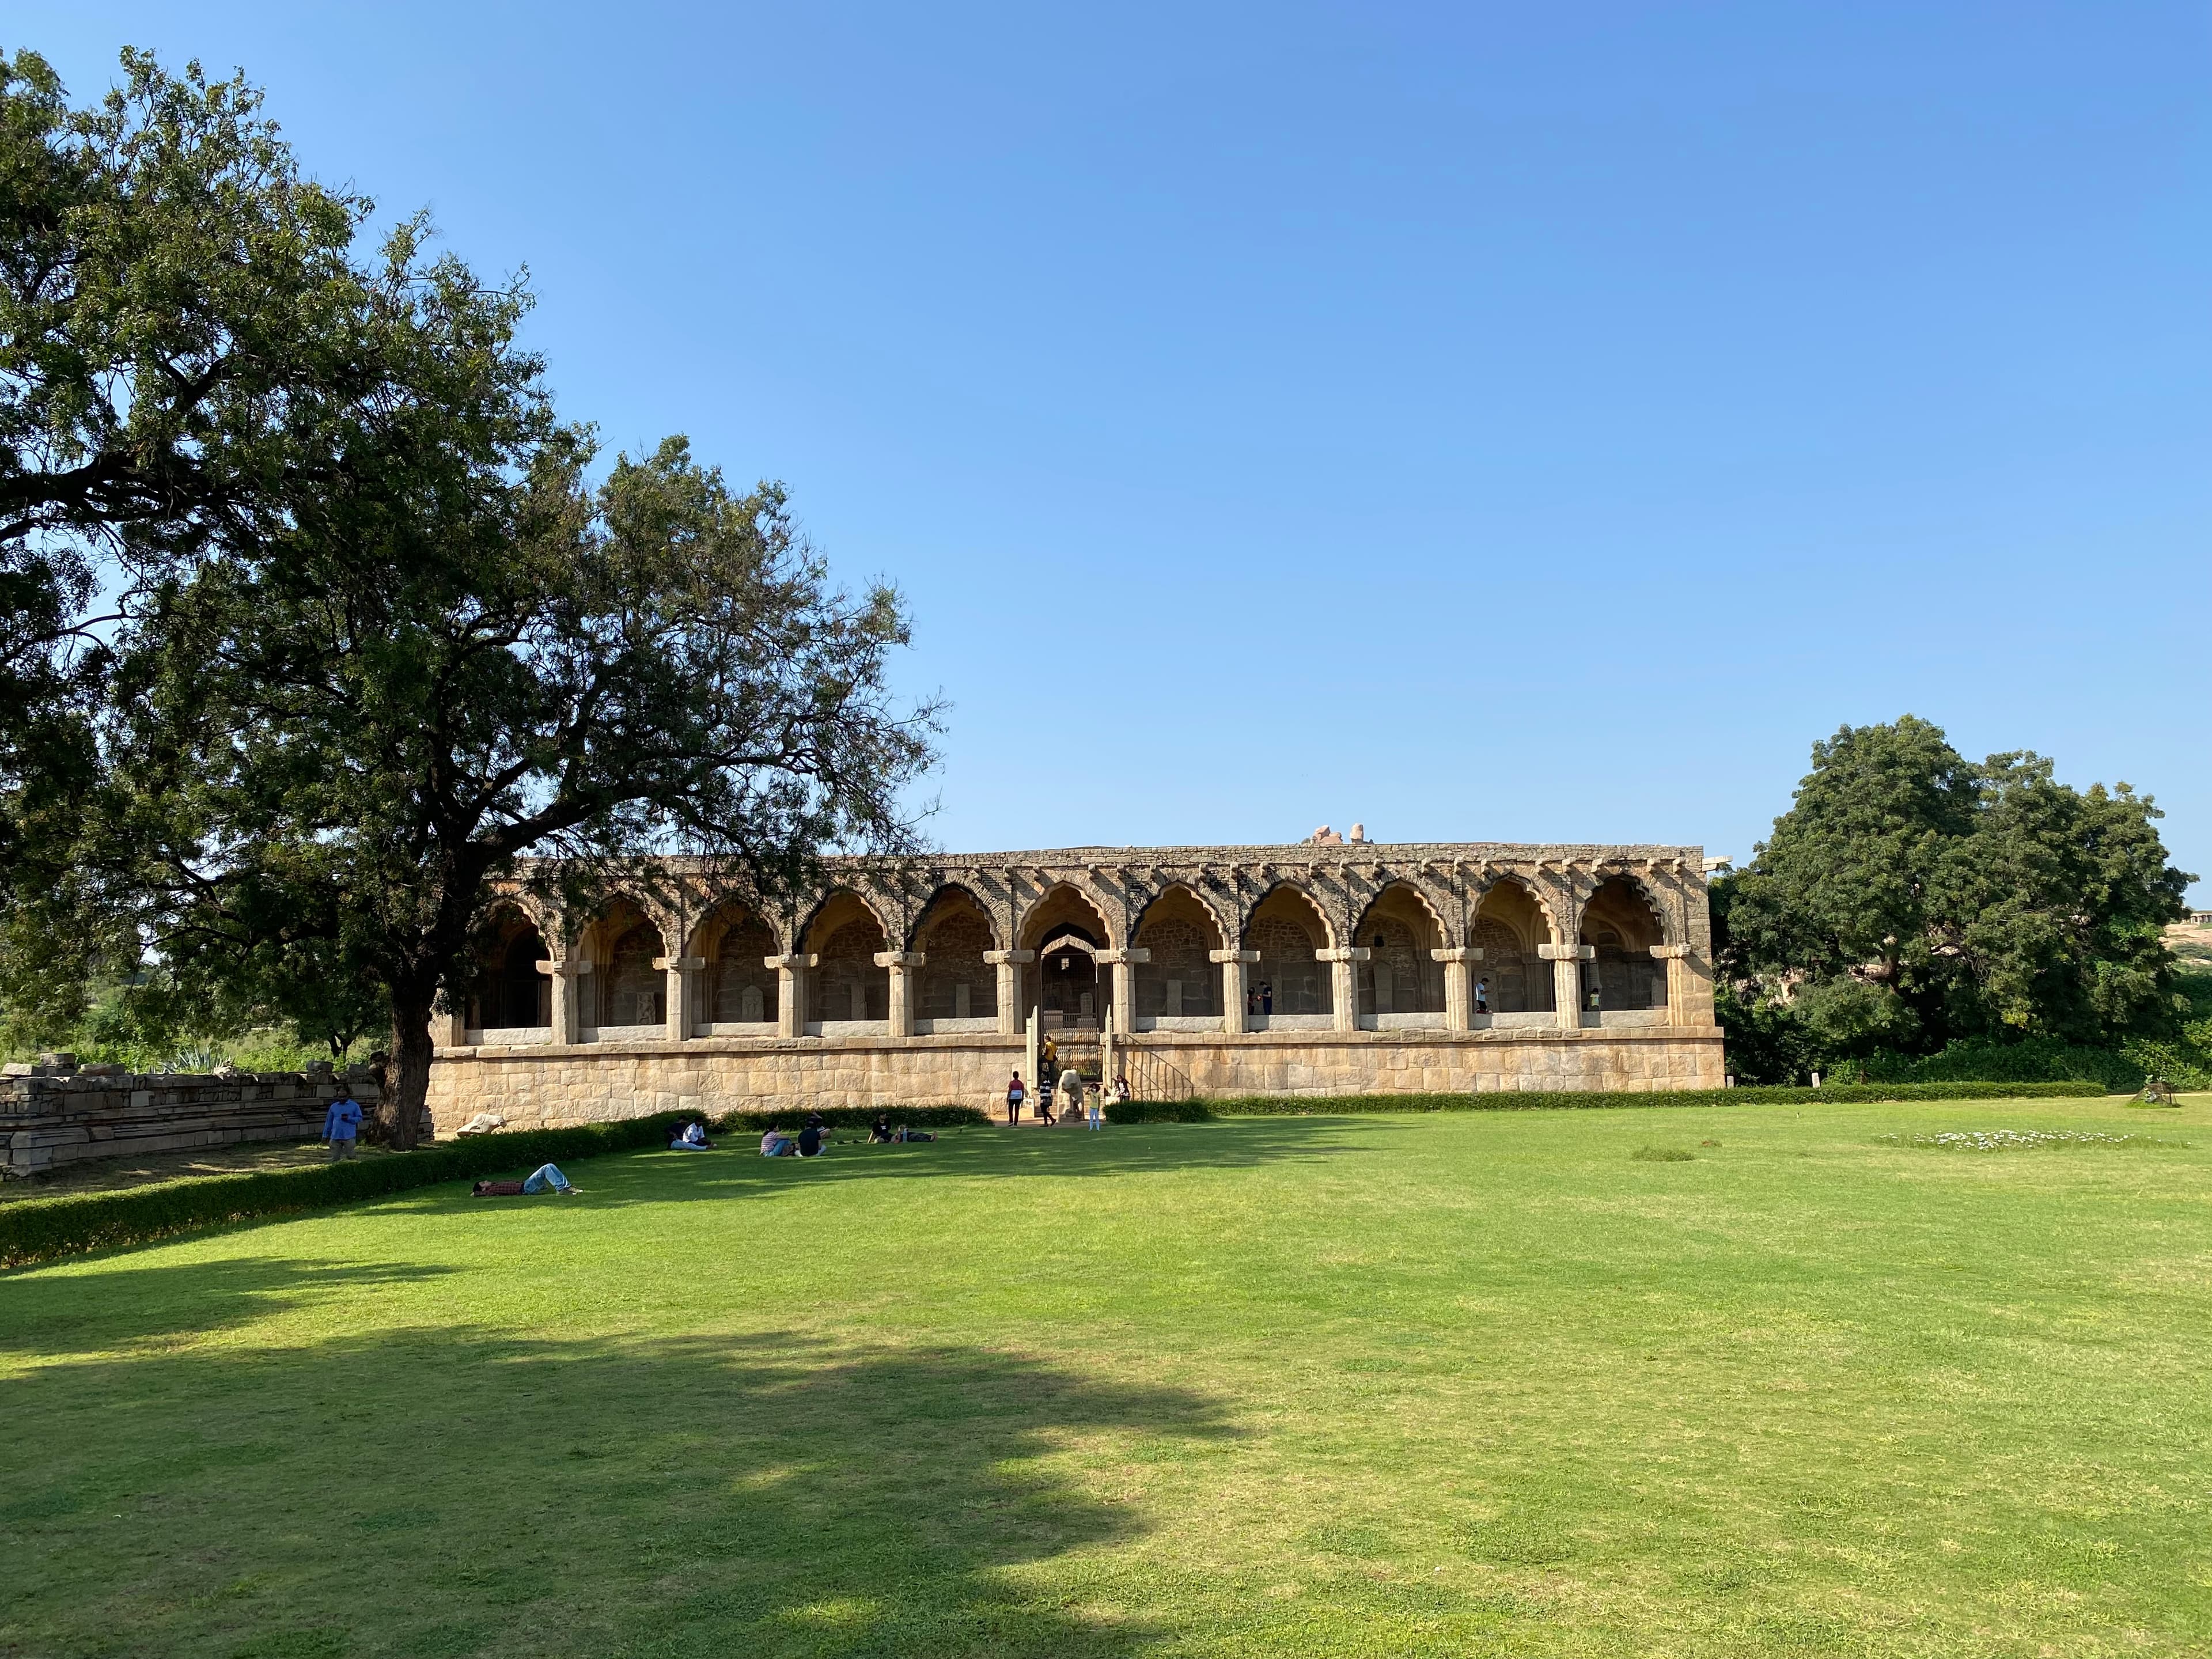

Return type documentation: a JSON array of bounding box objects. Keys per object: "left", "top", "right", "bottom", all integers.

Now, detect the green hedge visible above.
[
  {"left": 715, "top": 1105, "right": 983, "bottom": 1134},
  {"left": 1103, "top": 1080, "right": 2111, "bottom": 1124},
  {"left": 1103, "top": 1099, "right": 1212, "bottom": 1124},
  {"left": 0, "top": 1105, "right": 990, "bottom": 1269},
  {"left": 1854, "top": 1039, "right": 2149, "bottom": 1092}
]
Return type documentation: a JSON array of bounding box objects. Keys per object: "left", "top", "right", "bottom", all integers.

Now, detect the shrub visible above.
[
  {"left": 714, "top": 1105, "right": 983, "bottom": 1134},
  {"left": 1104, "top": 1099, "right": 1214, "bottom": 1124},
  {"left": 1100, "top": 1081, "right": 2106, "bottom": 1127},
  {"left": 1855, "top": 1039, "right": 2146, "bottom": 1092},
  {"left": 2117, "top": 1039, "right": 2212, "bottom": 1092},
  {"left": 0, "top": 1105, "right": 990, "bottom": 1268}
]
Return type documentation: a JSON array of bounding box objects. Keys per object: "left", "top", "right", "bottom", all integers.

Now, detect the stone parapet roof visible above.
[{"left": 521, "top": 841, "right": 1704, "bottom": 868}]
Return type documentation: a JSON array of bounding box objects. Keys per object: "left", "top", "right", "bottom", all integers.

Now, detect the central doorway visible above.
[{"left": 1037, "top": 925, "right": 1101, "bottom": 1029}]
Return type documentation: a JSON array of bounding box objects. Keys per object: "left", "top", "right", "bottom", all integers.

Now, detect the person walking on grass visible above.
[
  {"left": 322, "top": 1089, "right": 363, "bottom": 1162},
  {"left": 1006, "top": 1071, "right": 1026, "bottom": 1124}
]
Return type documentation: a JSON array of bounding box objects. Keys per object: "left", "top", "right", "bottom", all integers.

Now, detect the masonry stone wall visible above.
[
  {"left": 426, "top": 1027, "right": 1723, "bottom": 1130},
  {"left": 0, "top": 1067, "right": 386, "bottom": 1177}
]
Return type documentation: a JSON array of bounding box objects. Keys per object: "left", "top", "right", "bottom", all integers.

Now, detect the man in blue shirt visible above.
[{"left": 323, "top": 1090, "right": 363, "bottom": 1161}]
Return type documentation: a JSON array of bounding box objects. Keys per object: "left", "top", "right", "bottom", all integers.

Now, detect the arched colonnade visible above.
[{"left": 455, "top": 851, "right": 1706, "bottom": 1047}]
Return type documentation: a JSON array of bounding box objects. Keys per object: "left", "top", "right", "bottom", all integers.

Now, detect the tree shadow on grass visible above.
[
  {"left": 0, "top": 1256, "right": 463, "bottom": 1356},
  {"left": 0, "top": 1300, "right": 1237, "bottom": 1658}
]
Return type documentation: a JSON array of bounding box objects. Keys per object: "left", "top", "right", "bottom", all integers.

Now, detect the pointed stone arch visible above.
[
  {"left": 1353, "top": 881, "right": 1446, "bottom": 1016},
  {"left": 795, "top": 883, "right": 896, "bottom": 949},
  {"left": 693, "top": 899, "right": 783, "bottom": 1029},
  {"left": 911, "top": 884, "right": 999, "bottom": 1025},
  {"left": 1580, "top": 874, "right": 1668, "bottom": 1012},
  {"left": 465, "top": 902, "right": 552, "bottom": 1032},
  {"left": 1589, "top": 866, "right": 1680, "bottom": 948},
  {"left": 802, "top": 888, "right": 892, "bottom": 1027},
  {"left": 1468, "top": 874, "right": 1558, "bottom": 1017},
  {"left": 1015, "top": 876, "right": 1122, "bottom": 950},
  {"left": 1133, "top": 883, "right": 1227, "bottom": 1022},
  {"left": 580, "top": 893, "right": 672, "bottom": 1033},
  {"left": 1020, "top": 883, "right": 1112, "bottom": 1028},
  {"left": 1241, "top": 883, "right": 1335, "bottom": 1016}
]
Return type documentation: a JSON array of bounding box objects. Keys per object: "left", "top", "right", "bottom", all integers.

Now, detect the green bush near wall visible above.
[
  {"left": 714, "top": 1105, "right": 983, "bottom": 1134},
  {"left": 0, "top": 1104, "right": 989, "bottom": 1269},
  {"left": 1852, "top": 1039, "right": 2149, "bottom": 1092},
  {"left": 1104, "top": 1080, "right": 2110, "bottom": 1124},
  {"left": 1101, "top": 1099, "right": 1213, "bottom": 1124}
]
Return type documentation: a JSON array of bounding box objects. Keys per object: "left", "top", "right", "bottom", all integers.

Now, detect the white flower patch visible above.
[{"left": 1873, "top": 1130, "right": 2187, "bottom": 1152}]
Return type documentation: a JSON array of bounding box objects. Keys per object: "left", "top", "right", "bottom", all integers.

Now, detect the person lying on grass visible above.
[
  {"left": 472, "top": 1164, "right": 579, "bottom": 1196},
  {"left": 868, "top": 1114, "right": 937, "bottom": 1145}
]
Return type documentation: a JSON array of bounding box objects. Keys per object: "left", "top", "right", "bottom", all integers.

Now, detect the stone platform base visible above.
[{"left": 426, "top": 1027, "right": 1726, "bottom": 1131}]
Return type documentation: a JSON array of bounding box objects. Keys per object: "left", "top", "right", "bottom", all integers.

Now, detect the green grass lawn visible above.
[{"left": 3, "top": 1096, "right": 2208, "bottom": 1658}]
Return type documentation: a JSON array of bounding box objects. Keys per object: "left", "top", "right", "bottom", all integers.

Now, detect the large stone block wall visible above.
[
  {"left": 425, "top": 1027, "right": 1725, "bottom": 1130},
  {"left": 0, "top": 1068, "right": 386, "bottom": 1177}
]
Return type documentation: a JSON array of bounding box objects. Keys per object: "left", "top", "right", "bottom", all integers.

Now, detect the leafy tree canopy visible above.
[
  {"left": 0, "top": 51, "right": 937, "bottom": 1137},
  {"left": 1717, "top": 717, "right": 2194, "bottom": 1079}
]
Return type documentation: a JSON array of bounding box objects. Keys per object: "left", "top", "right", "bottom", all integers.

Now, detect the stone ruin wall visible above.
[
  {"left": 0, "top": 1061, "right": 387, "bottom": 1179},
  {"left": 430, "top": 840, "right": 1725, "bottom": 1127}
]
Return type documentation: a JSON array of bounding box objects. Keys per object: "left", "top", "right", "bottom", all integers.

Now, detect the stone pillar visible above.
[
  {"left": 1652, "top": 944, "right": 1691, "bottom": 1024},
  {"left": 435, "top": 1002, "right": 468, "bottom": 1050},
  {"left": 1210, "top": 948, "right": 1259, "bottom": 1033},
  {"left": 766, "top": 953, "right": 817, "bottom": 1037},
  {"left": 1539, "top": 943, "right": 1593, "bottom": 1030},
  {"left": 876, "top": 950, "right": 926, "bottom": 1036},
  {"left": 654, "top": 955, "right": 704, "bottom": 1041},
  {"left": 1094, "top": 948, "right": 1149, "bottom": 1035},
  {"left": 1317, "top": 946, "right": 1370, "bottom": 1031},
  {"left": 540, "top": 959, "right": 585, "bottom": 1045},
  {"left": 1431, "top": 946, "right": 1481, "bottom": 1032},
  {"left": 984, "top": 949, "right": 1035, "bottom": 1035}
]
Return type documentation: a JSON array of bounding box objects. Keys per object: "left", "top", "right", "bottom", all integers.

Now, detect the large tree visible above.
[
  {"left": 1718, "top": 717, "right": 2192, "bottom": 1076},
  {"left": 3, "top": 50, "right": 937, "bottom": 1135},
  {"left": 97, "top": 423, "right": 934, "bottom": 1141}
]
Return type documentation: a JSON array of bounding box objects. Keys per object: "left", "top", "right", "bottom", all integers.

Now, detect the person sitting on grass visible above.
[
  {"left": 797, "top": 1120, "right": 827, "bottom": 1157},
  {"left": 760, "top": 1126, "right": 798, "bottom": 1157},
  {"left": 521, "top": 1163, "right": 577, "bottom": 1194},
  {"left": 670, "top": 1118, "right": 714, "bottom": 1150},
  {"left": 869, "top": 1113, "right": 895, "bottom": 1143}
]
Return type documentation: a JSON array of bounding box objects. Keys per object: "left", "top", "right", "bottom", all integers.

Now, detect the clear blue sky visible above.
[{"left": 18, "top": 5, "right": 2211, "bottom": 897}]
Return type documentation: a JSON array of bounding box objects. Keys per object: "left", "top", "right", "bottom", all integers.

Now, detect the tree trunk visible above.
[{"left": 387, "top": 988, "right": 438, "bottom": 1150}]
